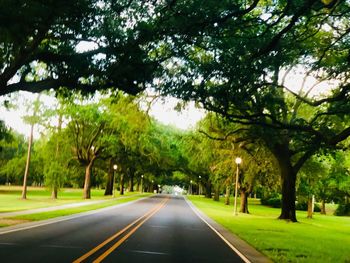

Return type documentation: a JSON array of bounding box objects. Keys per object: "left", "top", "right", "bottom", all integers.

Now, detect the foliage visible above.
[
  {"left": 295, "top": 201, "right": 321, "bottom": 213},
  {"left": 43, "top": 161, "right": 65, "bottom": 191},
  {"left": 335, "top": 203, "right": 350, "bottom": 216},
  {"left": 0, "top": 0, "right": 182, "bottom": 96},
  {"left": 261, "top": 194, "right": 282, "bottom": 208},
  {"left": 156, "top": 0, "right": 350, "bottom": 221}
]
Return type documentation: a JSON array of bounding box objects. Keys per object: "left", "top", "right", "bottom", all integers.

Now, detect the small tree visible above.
[{"left": 21, "top": 95, "right": 43, "bottom": 199}]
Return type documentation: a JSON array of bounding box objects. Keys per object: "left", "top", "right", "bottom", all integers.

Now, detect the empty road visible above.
[{"left": 0, "top": 195, "right": 246, "bottom": 263}]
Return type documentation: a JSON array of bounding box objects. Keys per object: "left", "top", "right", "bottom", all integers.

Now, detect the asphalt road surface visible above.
[{"left": 0, "top": 195, "right": 245, "bottom": 263}]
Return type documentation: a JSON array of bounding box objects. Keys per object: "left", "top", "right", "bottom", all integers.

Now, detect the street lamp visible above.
[
  {"left": 198, "top": 175, "right": 202, "bottom": 195},
  {"left": 190, "top": 180, "right": 193, "bottom": 195},
  {"left": 234, "top": 157, "right": 242, "bottom": 216},
  {"left": 113, "top": 164, "right": 118, "bottom": 197},
  {"left": 141, "top": 175, "right": 144, "bottom": 193}
]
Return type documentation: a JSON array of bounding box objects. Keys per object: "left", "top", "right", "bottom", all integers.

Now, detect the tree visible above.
[
  {"left": 65, "top": 100, "right": 108, "bottom": 199},
  {"left": 197, "top": 114, "right": 278, "bottom": 213},
  {"left": 158, "top": 0, "right": 350, "bottom": 221},
  {"left": 297, "top": 156, "right": 327, "bottom": 218},
  {"left": 0, "top": 0, "right": 179, "bottom": 96},
  {"left": 21, "top": 95, "right": 43, "bottom": 199},
  {"left": 40, "top": 131, "right": 71, "bottom": 199}
]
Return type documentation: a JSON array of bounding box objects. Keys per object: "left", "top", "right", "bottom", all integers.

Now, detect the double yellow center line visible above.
[{"left": 73, "top": 197, "right": 169, "bottom": 263}]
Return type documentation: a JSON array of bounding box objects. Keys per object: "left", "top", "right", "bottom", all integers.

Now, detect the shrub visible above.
[
  {"left": 295, "top": 201, "right": 321, "bottom": 212},
  {"left": 261, "top": 194, "right": 282, "bottom": 208},
  {"left": 335, "top": 203, "right": 350, "bottom": 216},
  {"left": 261, "top": 195, "right": 321, "bottom": 212}
]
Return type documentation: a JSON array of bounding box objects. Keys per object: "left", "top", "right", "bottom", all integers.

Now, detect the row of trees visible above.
[
  {"left": 0, "top": 92, "right": 187, "bottom": 198},
  {"left": 1, "top": 93, "right": 349, "bottom": 219},
  {"left": 1, "top": 0, "right": 350, "bottom": 222}
]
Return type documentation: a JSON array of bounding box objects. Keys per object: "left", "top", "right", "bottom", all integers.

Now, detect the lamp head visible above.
[
  {"left": 113, "top": 164, "right": 118, "bottom": 170},
  {"left": 235, "top": 157, "right": 242, "bottom": 165}
]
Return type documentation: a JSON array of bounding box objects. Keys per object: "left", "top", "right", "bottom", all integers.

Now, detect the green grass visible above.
[
  {"left": 188, "top": 195, "right": 350, "bottom": 263},
  {"left": 0, "top": 186, "right": 141, "bottom": 213},
  {"left": 8, "top": 193, "right": 152, "bottom": 222}
]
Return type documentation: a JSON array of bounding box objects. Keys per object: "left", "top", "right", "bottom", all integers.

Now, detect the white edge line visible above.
[
  {"left": 184, "top": 197, "right": 251, "bottom": 263},
  {"left": 0, "top": 196, "right": 150, "bottom": 236}
]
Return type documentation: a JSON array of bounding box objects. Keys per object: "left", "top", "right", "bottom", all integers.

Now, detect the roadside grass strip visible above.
[
  {"left": 0, "top": 186, "right": 143, "bottom": 213},
  {"left": 3, "top": 194, "right": 152, "bottom": 226},
  {"left": 188, "top": 195, "right": 350, "bottom": 263}
]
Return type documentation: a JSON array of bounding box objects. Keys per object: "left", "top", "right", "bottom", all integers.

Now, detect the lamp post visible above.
[
  {"left": 198, "top": 175, "right": 202, "bottom": 195},
  {"left": 141, "top": 175, "right": 144, "bottom": 193},
  {"left": 113, "top": 164, "right": 118, "bottom": 197},
  {"left": 234, "top": 157, "right": 242, "bottom": 216}
]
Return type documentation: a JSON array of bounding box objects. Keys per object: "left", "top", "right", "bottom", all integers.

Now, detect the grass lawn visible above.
[
  {"left": 0, "top": 185, "right": 145, "bottom": 213},
  {"left": 8, "top": 193, "right": 151, "bottom": 223},
  {"left": 188, "top": 195, "right": 350, "bottom": 263}
]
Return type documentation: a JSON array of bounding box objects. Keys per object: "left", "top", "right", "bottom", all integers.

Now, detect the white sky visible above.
[
  {"left": 0, "top": 66, "right": 336, "bottom": 139},
  {"left": 148, "top": 97, "right": 204, "bottom": 130},
  {"left": 0, "top": 91, "right": 205, "bottom": 138}
]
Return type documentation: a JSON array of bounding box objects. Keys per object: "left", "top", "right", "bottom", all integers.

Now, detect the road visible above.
[{"left": 0, "top": 195, "right": 246, "bottom": 263}]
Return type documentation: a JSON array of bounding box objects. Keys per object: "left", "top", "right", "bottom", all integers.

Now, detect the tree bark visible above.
[
  {"left": 104, "top": 159, "right": 114, "bottom": 196},
  {"left": 83, "top": 159, "right": 95, "bottom": 199},
  {"left": 274, "top": 145, "right": 298, "bottom": 222},
  {"left": 213, "top": 184, "right": 220, "bottom": 201},
  {"left": 307, "top": 195, "right": 313, "bottom": 218},
  {"left": 129, "top": 173, "right": 134, "bottom": 192},
  {"left": 205, "top": 180, "right": 212, "bottom": 198},
  {"left": 120, "top": 174, "right": 124, "bottom": 195},
  {"left": 225, "top": 186, "right": 230, "bottom": 205},
  {"left": 22, "top": 123, "right": 34, "bottom": 199},
  {"left": 51, "top": 187, "right": 58, "bottom": 199},
  {"left": 320, "top": 199, "right": 326, "bottom": 215},
  {"left": 52, "top": 113, "right": 62, "bottom": 200},
  {"left": 240, "top": 189, "right": 249, "bottom": 213}
]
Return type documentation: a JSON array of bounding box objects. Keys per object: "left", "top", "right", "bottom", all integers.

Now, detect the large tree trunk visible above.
[
  {"left": 307, "top": 195, "right": 314, "bottom": 218},
  {"left": 320, "top": 199, "right": 326, "bottom": 215},
  {"left": 104, "top": 159, "right": 114, "bottom": 196},
  {"left": 120, "top": 174, "right": 124, "bottom": 195},
  {"left": 240, "top": 189, "right": 249, "bottom": 213},
  {"left": 83, "top": 159, "right": 95, "bottom": 199},
  {"left": 279, "top": 159, "right": 297, "bottom": 222},
  {"left": 129, "top": 173, "right": 134, "bottom": 192},
  {"left": 213, "top": 184, "right": 220, "bottom": 201},
  {"left": 205, "top": 180, "right": 212, "bottom": 198},
  {"left": 22, "top": 123, "right": 34, "bottom": 200},
  {"left": 51, "top": 187, "right": 58, "bottom": 199},
  {"left": 225, "top": 186, "right": 230, "bottom": 205},
  {"left": 275, "top": 147, "right": 297, "bottom": 222}
]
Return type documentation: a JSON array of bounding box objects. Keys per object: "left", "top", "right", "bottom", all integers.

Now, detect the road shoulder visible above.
[{"left": 185, "top": 196, "right": 272, "bottom": 263}]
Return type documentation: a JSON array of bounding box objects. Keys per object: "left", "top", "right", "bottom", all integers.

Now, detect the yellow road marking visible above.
[
  {"left": 93, "top": 198, "right": 168, "bottom": 263},
  {"left": 73, "top": 197, "right": 169, "bottom": 263}
]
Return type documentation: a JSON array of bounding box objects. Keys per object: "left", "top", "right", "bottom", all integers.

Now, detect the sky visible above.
[
  {"left": 0, "top": 66, "right": 335, "bottom": 139},
  {"left": 0, "top": 91, "right": 205, "bottom": 138}
]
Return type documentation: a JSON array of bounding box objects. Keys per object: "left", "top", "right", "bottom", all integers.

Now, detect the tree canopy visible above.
[{"left": 1, "top": 0, "right": 350, "bottom": 221}]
